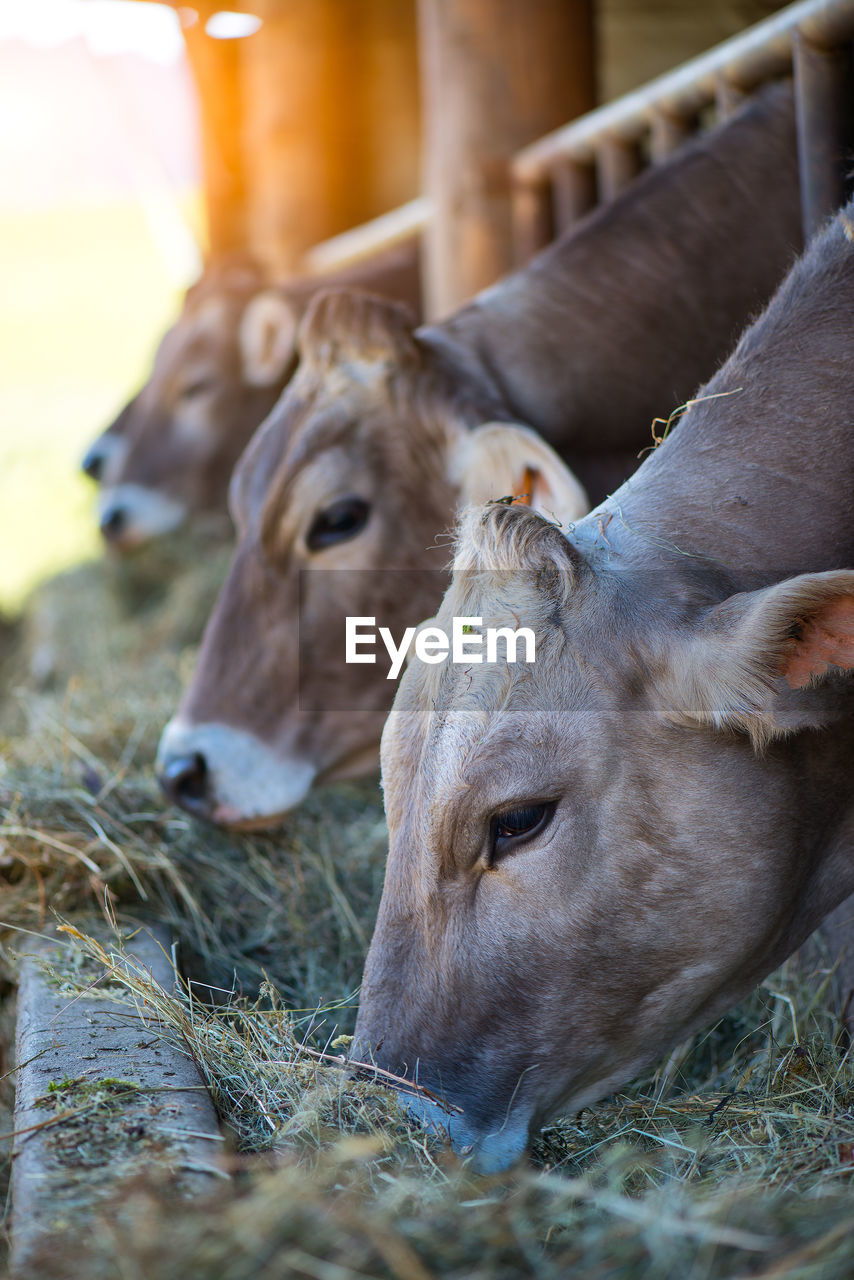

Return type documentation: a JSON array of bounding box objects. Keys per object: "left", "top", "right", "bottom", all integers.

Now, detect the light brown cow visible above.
[
  {"left": 159, "top": 408, "right": 588, "bottom": 824},
  {"left": 84, "top": 244, "right": 422, "bottom": 551},
  {"left": 157, "top": 82, "right": 803, "bottom": 826},
  {"left": 353, "top": 202, "right": 854, "bottom": 1171}
]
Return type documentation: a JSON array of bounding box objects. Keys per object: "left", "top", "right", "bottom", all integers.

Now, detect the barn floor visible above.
[{"left": 1, "top": 543, "right": 854, "bottom": 1278}]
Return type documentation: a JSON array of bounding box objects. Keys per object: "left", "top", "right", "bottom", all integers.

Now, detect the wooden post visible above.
[
  {"left": 418, "top": 0, "right": 596, "bottom": 317},
  {"left": 240, "top": 0, "right": 420, "bottom": 274},
  {"left": 180, "top": 4, "right": 247, "bottom": 258},
  {"left": 793, "top": 30, "right": 854, "bottom": 240}
]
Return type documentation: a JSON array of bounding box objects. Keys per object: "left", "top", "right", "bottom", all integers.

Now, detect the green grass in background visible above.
[{"left": 0, "top": 197, "right": 200, "bottom": 614}]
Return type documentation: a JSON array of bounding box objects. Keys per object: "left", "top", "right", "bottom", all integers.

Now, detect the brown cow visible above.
[
  {"left": 353, "top": 202, "right": 854, "bottom": 1171},
  {"left": 157, "top": 82, "right": 803, "bottom": 826},
  {"left": 84, "top": 243, "right": 422, "bottom": 551}
]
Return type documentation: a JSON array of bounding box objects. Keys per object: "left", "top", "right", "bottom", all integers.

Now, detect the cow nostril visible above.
[
  {"left": 159, "top": 752, "right": 210, "bottom": 816},
  {"left": 82, "top": 449, "right": 104, "bottom": 482},
  {"left": 100, "top": 507, "right": 126, "bottom": 541}
]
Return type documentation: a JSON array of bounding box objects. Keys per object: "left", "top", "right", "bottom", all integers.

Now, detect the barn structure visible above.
[{"left": 138, "top": 0, "right": 854, "bottom": 320}]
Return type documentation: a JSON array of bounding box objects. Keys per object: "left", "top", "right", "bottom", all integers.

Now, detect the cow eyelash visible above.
[{"left": 489, "top": 801, "right": 554, "bottom": 863}]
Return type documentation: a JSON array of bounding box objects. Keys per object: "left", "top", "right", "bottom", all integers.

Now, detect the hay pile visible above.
[
  {"left": 1, "top": 528, "right": 233, "bottom": 760},
  {"left": 2, "top": 548, "right": 854, "bottom": 1279}
]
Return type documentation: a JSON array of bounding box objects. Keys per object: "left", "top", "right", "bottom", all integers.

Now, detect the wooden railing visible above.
[
  {"left": 512, "top": 0, "right": 854, "bottom": 261},
  {"left": 302, "top": 0, "right": 854, "bottom": 287},
  {"left": 301, "top": 198, "right": 430, "bottom": 277}
]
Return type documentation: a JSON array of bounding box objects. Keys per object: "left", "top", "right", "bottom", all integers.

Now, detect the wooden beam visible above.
[
  {"left": 180, "top": 2, "right": 247, "bottom": 258},
  {"left": 418, "top": 0, "right": 596, "bottom": 318},
  {"left": 240, "top": 0, "right": 420, "bottom": 274},
  {"left": 302, "top": 197, "right": 430, "bottom": 275},
  {"left": 793, "top": 29, "right": 854, "bottom": 238},
  {"left": 514, "top": 0, "right": 854, "bottom": 182}
]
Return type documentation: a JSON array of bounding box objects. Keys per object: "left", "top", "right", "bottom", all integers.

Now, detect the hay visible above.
[
  {"left": 19, "top": 1142, "right": 854, "bottom": 1280},
  {"left": 3, "top": 553, "right": 854, "bottom": 1278},
  {"left": 0, "top": 738, "right": 387, "bottom": 1009}
]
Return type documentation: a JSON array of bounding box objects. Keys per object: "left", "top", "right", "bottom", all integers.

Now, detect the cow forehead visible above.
[
  {"left": 285, "top": 360, "right": 395, "bottom": 451},
  {"left": 228, "top": 383, "right": 358, "bottom": 542},
  {"left": 155, "top": 295, "right": 235, "bottom": 373},
  {"left": 382, "top": 686, "right": 602, "bottom": 891},
  {"left": 383, "top": 569, "right": 649, "bottom": 822},
  {"left": 245, "top": 373, "right": 408, "bottom": 527},
  {"left": 289, "top": 353, "right": 381, "bottom": 400},
  {"left": 418, "top": 574, "right": 573, "bottom": 711},
  {"left": 386, "top": 631, "right": 584, "bottom": 811}
]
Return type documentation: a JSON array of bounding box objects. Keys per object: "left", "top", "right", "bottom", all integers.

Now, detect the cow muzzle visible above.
[
  {"left": 395, "top": 1088, "right": 530, "bottom": 1173},
  {"left": 158, "top": 750, "right": 211, "bottom": 818},
  {"left": 81, "top": 433, "right": 127, "bottom": 483},
  {"left": 98, "top": 484, "right": 187, "bottom": 550},
  {"left": 156, "top": 718, "right": 316, "bottom": 827},
  {"left": 351, "top": 1021, "right": 533, "bottom": 1172}
]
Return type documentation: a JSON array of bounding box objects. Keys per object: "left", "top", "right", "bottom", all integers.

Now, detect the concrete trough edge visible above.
[{"left": 9, "top": 920, "right": 225, "bottom": 1274}]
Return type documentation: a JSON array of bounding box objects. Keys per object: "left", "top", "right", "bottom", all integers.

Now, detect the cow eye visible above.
[
  {"left": 491, "top": 802, "right": 553, "bottom": 860},
  {"left": 306, "top": 497, "right": 370, "bottom": 551},
  {"left": 180, "top": 377, "right": 215, "bottom": 401}
]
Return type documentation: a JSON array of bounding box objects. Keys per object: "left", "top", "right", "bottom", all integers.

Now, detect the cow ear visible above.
[
  {"left": 449, "top": 422, "right": 589, "bottom": 524},
  {"left": 661, "top": 570, "right": 854, "bottom": 747},
  {"left": 239, "top": 291, "right": 299, "bottom": 386}
]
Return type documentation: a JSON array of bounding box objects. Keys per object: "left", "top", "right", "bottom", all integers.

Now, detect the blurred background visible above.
[
  {"left": 0, "top": 1, "right": 203, "bottom": 612},
  {"left": 0, "top": 0, "right": 786, "bottom": 616}
]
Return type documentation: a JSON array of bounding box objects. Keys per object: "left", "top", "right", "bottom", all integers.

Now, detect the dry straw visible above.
[{"left": 2, "top": 546, "right": 854, "bottom": 1277}]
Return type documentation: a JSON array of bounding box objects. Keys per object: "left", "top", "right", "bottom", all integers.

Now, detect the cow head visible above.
[
  {"left": 353, "top": 502, "right": 854, "bottom": 1170},
  {"left": 86, "top": 259, "right": 298, "bottom": 551},
  {"left": 156, "top": 290, "right": 588, "bottom": 827}
]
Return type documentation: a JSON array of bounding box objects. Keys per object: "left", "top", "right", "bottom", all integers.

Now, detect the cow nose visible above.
[
  {"left": 158, "top": 752, "right": 211, "bottom": 818},
  {"left": 99, "top": 506, "right": 126, "bottom": 542},
  {"left": 81, "top": 444, "right": 105, "bottom": 482}
]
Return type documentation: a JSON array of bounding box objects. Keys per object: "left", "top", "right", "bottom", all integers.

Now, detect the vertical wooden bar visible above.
[
  {"left": 596, "top": 136, "right": 644, "bottom": 203},
  {"left": 419, "top": 0, "right": 596, "bottom": 318},
  {"left": 241, "top": 0, "right": 420, "bottom": 274},
  {"left": 551, "top": 157, "right": 598, "bottom": 236},
  {"left": 180, "top": 5, "right": 246, "bottom": 258},
  {"left": 511, "top": 176, "right": 554, "bottom": 267},
  {"left": 650, "top": 109, "right": 694, "bottom": 164},
  {"left": 715, "top": 75, "right": 747, "bottom": 121},
  {"left": 793, "top": 31, "right": 854, "bottom": 241}
]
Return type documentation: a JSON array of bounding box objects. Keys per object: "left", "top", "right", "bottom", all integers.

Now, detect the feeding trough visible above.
[{"left": 10, "top": 923, "right": 224, "bottom": 1274}]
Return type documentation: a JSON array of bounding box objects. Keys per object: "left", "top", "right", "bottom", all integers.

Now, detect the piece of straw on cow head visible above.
[
  {"left": 89, "top": 258, "right": 299, "bottom": 552},
  {"left": 156, "top": 289, "right": 588, "bottom": 828},
  {"left": 353, "top": 500, "right": 854, "bottom": 1172}
]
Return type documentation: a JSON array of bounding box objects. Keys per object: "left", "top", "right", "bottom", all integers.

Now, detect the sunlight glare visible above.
[
  {"left": 205, "top": 11, "right": 262, "bottom": 40},
  {"left": 0, "top": 0, "right": 184, "bottom": 65}
]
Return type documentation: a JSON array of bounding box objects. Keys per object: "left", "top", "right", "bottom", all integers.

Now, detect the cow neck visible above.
[
  {"left": 418, "top": 80, "right": 800, "bottom": 460},
  {"left": 571, "top": 209, "right": 854, "bottom": 591}
]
